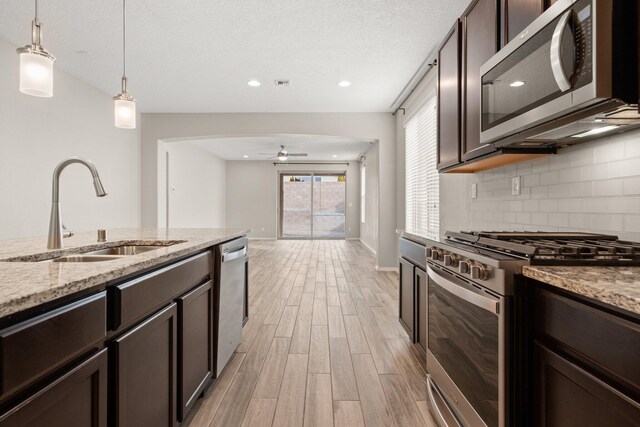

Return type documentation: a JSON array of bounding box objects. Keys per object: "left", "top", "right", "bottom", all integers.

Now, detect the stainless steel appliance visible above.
[
  {"left": 214, "top": 237, "right": 247, "bottom": 377},
  {"left": 425, "top": 231, "right": 640, "bottom": 427},
  {"left": 480, "top": 0, "right": 640, "bottom": 148}
]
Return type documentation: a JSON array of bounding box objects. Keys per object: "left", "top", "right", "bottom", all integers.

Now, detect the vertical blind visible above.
[{"left": 405, "top": 92, "right": 439, "bottom": 239}]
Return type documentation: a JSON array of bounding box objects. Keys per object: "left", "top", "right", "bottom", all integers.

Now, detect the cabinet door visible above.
[
  {"left": 178, "top": 281, "right": 213, "bottom": 421},
  {"left": 437, "top": 20, "right": 462, "bottom": 170},
  {"left": 501, "top": 0, "right": 544, "bottom": 45},
  {"left": 415, "top": 267, "right": 428, "bottom": 357},
  {"left": 535, "top": 343, "right": 640, "bottom": 426},
  {"left": 462, "top": 0, "right": 499, "bottom": 161},
  {"left": 0, "top": 349, "right": 108, "bottom": 427},
  {"left": 398, "top": 258, "right": 415, "bottom": 340},
  {"left": 113, "top": 304, "right": 177, "bottom": 427}
]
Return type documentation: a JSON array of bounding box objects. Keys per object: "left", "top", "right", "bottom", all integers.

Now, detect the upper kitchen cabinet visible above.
[
  {"left": 462, "top": 0, "right": 500, "bottom": 161},
  {"left": 500, "top": 0, "right": 545, "bottom": 46},
  {"left": 437, "top": 21, "right": 462, "bottom": 170}
]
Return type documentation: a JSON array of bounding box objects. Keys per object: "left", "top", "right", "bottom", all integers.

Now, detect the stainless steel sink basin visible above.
[
  {"left": 49, "top": 255, "right": 124, "bottom": 263},
  {"left": 83, "top": 245, "right": 164, "bottom": 256}
]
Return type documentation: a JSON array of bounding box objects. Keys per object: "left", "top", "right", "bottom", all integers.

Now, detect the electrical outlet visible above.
[
  {"left": 471, "top": 183, "right": 478, "bottom": 199},
  {"left": 512, "top": 176, "right": 521, "bottom": 196}
]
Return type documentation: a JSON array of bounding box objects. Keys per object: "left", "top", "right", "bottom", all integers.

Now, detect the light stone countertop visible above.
[
  {"left": 0, "top": 228, "right": 250, "bottom": 320},
  {"left": 523, "top": 265, "right": 640, "bottom": 316}
]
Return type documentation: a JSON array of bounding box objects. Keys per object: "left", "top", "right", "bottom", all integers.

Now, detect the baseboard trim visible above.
[
  {"left": 346, "top": 237, "right": 360, "bottom": 241},
  {"left": 375, "top": 265, "right": 399, "bottom": 273},
  {"left": 248, "top": 237, "right": 277, "bottom": 241},
  {"left": 359, "top": 239, "right": 377, "bottom": 255}
]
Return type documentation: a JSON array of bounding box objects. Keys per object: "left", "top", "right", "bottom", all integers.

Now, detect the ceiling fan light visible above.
[{"left": 278, "top": 154, "right": 288, "bottom": 161}]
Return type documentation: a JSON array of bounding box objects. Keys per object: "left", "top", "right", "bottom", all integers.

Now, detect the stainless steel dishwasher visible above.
[{"left": 214, "top": 237, "right": 247, "bottom": 377}]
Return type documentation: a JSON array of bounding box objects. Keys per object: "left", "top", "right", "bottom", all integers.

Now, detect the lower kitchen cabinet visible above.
[
  {"left": 0, "top": 349, "right": 108, "bottom": 427},
  {"left": 535, "top": 343, "right": 640, "bottom": 426},
  {"left": 178, "top": 281, "right": 213, "bottom": 421},
  {"left": 112, "top": 304, "right": 178, "bottom": 427},
  {"left": 399, "top": 257, "right": 416, "bottom": 339},
  {"left": 415, "top": 267, "right": 428, "bottom": 355}
]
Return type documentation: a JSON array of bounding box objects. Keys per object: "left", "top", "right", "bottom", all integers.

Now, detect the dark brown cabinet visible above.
[
  {"left": 535, "top": 343, "right": 640, "bottom": 426},
  {"left": 437, "top": 20, "right": 462, "bottom": 170},
  {"left": 532, "top": 284, "right": 640, "bottom": 425},
  {"left": 462, "top": 0, "right": 499, "bottom": 161},
  {"left": 501, "top": 0, "right": 545, "bottom": 46},
  {"left": 112, "top": 304, "right": 178, "bottom": 427},
  {"left": 398, "top": 257, "right": 415, "bottom": 339},
  {"left": 0, "top": 349, "right": 108, "bottom": 427},
  {"left": 415, "top": 267, "right": 428, "bottom": 355},
  {"left": 178, "top": 281, "right": 213, "bottom": 421}
]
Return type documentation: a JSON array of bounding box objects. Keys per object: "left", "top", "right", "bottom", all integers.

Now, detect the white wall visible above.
[
  {"left": 141, "top": 113, "right": 398, "bottom": 267},
  {"left": 440, "top": 130, "right": 640, "bottom": 241},
  {"left": 225, "top": 161, "right": 361, "bottom": 239},
  {"left": 360, "top": 144, "right": 379, "bottom": 254},
  {"left": 0, "top": 38, "right": 140, "bottom": 240},
  {"left": 165, "top": 142, "right": 225, "bottom": 228}
]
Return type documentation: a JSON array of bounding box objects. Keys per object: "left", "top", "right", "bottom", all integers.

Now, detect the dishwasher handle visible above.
[{"left": 222, "top": 246, "right": 247, "bottom": 262}]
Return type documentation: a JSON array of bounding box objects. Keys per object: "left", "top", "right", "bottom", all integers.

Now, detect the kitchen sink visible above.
[
  {"left": 82, "top": 245, "right": 165, "bottom": 256},
  {"left": 49, "top": 255, "right": 125, "bottom": 263}
]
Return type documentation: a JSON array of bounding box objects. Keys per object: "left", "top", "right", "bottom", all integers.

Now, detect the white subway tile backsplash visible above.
[
  {"left": 442, "top": 130, "right": 640, "bottom": 241},
  {"left": 592, "top": 179, "right": 623, "bottom": 196}
]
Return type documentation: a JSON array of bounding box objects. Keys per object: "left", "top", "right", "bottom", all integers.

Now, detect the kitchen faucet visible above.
[{"left": 47, "top": 157, "right": 107, "bottom": 249}]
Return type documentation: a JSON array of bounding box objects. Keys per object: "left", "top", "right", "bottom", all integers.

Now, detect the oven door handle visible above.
[
  {"left": 550, "top": 9, "right": 574, "bottom": 92},
  {"left": 427, "top": 266, "right": 499, "bottom": 314},
  {"left": 427, "top": 375, "right": 462, "bottom": 427}
]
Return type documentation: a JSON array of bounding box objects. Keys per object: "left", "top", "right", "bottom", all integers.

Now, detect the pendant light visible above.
[
  {"left": 16, "top": 0, "right": 56, "bottom": 97},
  {"left": 113, "top": 0, "right": 136, "bottom": 129}
]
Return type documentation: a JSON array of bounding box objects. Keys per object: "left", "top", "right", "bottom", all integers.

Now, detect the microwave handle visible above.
[
  {"left": 427, "top": 266, "right": 499, "bottom": 314},
  {"left": 550, "top": 9, "right": 574, "bottom": 92}
]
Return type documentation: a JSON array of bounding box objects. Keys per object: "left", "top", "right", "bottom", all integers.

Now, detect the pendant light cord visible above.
[{"left": 122, "top": 0, "right": 126, "bottom": 77}]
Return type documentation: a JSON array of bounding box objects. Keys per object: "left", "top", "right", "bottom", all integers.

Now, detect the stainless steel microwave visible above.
[{"left": 480, "top": 0, "right": 639, "bottom": 148}]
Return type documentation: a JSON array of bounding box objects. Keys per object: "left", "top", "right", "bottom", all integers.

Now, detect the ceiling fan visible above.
[{"left": 259, "top": 145, "right": 308, "bottom": 161}]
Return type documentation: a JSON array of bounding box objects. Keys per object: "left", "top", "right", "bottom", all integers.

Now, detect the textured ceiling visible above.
[
  {"left": 0, "top": 0, "right": 469, "bottom": 113},
  {"left": 186, "top": 134, "right": 375, "bottom": 161}
]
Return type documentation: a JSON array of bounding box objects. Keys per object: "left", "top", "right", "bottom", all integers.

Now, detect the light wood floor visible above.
[{"left": 184, "top": 240, "right": 437, "bottom": 427}]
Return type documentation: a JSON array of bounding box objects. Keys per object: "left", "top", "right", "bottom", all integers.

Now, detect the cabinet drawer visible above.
[
  {"left": 112, "top": 251, "right": 212, "bottom": 330},
  {"left": 399, "top": 238, "right": 427, "bottom": 269},
  {"left": 535, "top": 288, "right": 640, "bottom": 396},
  {"left": 0, "top": 292, "right": 106, "bottom": 400}
]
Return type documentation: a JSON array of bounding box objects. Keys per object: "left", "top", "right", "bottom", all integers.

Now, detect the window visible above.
[
  {"left": 405, "top": 92, "right": 439, "bottom": 239},
  {"left": 360, "top": 166, "right": 366, "bottom": 223}
]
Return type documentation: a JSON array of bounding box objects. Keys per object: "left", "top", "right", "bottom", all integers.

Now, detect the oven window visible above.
[
  {"left": 481, "top": 0, "right": 592, "bottom": 132},
  {"left": 428, "top": 274, "right": 499, "bottom": 427}
]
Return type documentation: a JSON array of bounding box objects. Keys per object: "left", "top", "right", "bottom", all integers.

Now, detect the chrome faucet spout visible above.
[{"left": 47, "top": 157, "right": 107, "bottom": 249}]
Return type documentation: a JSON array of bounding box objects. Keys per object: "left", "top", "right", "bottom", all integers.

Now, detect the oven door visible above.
[
  {"left": 480, "top": 0, "right": 595, "bottom": 145},
  {"left": 426, "top": 264, "right": 507, "bottom": 427}
]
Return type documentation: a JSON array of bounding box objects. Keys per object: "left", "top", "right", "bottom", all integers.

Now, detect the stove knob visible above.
[
  {"left": 470, "top": 264, "right": 489, "bottom": 280},
  {"left": 431, "top": 248, "right": 443, "bottom": 261},
  {"left": 459, "top": 260, "right": 470, "bottom": 274},
  {"left": 425, "top": 247, "right": 432, "bottom": 258},
  {"left": 444, "top": 254, "right": 459, "bottom": 267}
]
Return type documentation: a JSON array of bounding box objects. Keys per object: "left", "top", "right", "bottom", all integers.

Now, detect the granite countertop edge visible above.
[
  {"left": 523, "top": 265, "right": 640, "bottom": 317},
  {"left": 0, "top": 228, "right": 250, "bottom": 319}
]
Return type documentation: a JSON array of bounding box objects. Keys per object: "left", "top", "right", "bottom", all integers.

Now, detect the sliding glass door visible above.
[{"left": 280, "top": 173, "right": 346, "bottom": 239}]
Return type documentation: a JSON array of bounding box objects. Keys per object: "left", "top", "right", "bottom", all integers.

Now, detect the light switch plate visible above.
[
  {"left": 471, "top": 183, "right": 478, "bottom": 199},
  {"left": 511, "top": 176, "right": 521, "bottom": 196}
]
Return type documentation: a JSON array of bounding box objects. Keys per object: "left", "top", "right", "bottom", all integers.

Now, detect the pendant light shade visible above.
[
  {"left": 114, "top": 0, "right": 136, "bottom": 129},
  {"left": 17, "top": 1, "right": 56, "bottom": 97}
]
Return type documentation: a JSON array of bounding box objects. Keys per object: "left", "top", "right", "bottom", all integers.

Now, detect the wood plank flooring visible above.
[{"left": 184, "top": 240, "right": 437, "bottom": 427}]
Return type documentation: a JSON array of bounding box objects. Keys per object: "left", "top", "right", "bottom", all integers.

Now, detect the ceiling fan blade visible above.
[
  {"left": 288, "top": 153, "right": 308, "bottom": 156},
  {"left": 258, "top": 153, "right": 275, "bottom": 155}
]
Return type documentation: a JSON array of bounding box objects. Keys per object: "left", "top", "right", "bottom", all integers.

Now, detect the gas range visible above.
[{"left": 424, "top": 231, "right": 640, "bottom": 296}]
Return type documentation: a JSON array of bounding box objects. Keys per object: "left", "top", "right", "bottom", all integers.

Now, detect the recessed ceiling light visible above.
[
  {"left": 332, "top": 155, "right": 338, "bottom": 158},
  {"left": 247, "top": 80, "right": 261, "bottom": 87},
  {"left": 243, "top": 155, "right": 249, "bottom": 158},
  {"left": 338, "top": 81, "right": 351, "bottom": 87},
  {"left": 510, "top": 81, "right": 526, "bottom": 87}
]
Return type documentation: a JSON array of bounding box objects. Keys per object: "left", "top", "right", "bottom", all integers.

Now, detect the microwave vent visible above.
[
  {"left": 604, "top": 106, "right": 640, "bottom": 120},
  {"left": 526, "top": 122, "right": 600, "bottom": 141}
]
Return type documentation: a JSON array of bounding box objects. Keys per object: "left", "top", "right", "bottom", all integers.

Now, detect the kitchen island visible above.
[{"left": 0, "top": 227, "right": 250, "bottom": 426}]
